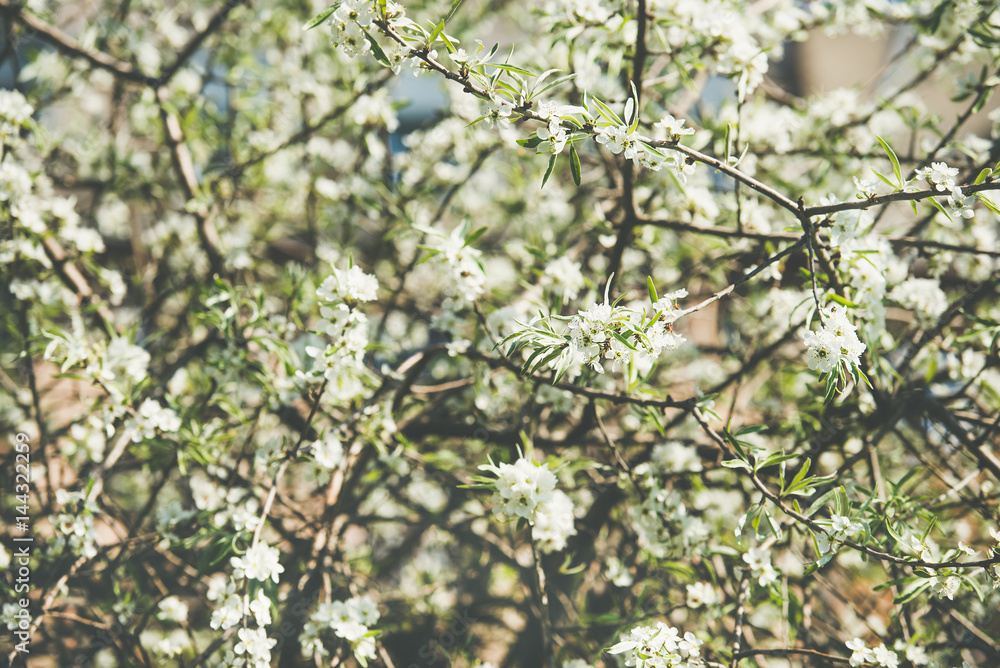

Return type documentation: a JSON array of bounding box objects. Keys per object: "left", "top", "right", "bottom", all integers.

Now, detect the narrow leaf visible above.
[
  {"left": 304, "top": 5, "right": 340, "bottom": 31},
  {"left": 570, "top": 145, "right": 582, "bottom": 186},
  {"left": 876, "top": 135, "right": 902, "bottom": 187},
  {"left": 540, "top": 154, "right": 556, "bottom": 188}
]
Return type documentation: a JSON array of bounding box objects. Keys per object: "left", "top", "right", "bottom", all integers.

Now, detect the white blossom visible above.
[
  {"left": 889, "top": 278, "right": 947, "bottom": 326},
  {"left": 231, "top": 542, "right": 285, "bottom": 583}
]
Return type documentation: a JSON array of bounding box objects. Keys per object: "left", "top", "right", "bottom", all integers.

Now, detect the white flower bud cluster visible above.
[
  {"left": 318, "top": 265, "right": 379, "bottom": 305},
  {"left": 989, "top": 527, "right": 1000, "bottom": 589},
  {"left": 816, "top": 513, "right": 863, "bottom": 555},
  {"left": 230, "top": 542, "right": 284, "bottom": 584},
  {"left": 915, "top": 161, "right": 959, "bottom": 192},
  {"left": 567, "top": 289, "right": 687, "bottom": 377},
  {"left": 233, "top": 626, "right": 278, "bottom": 668},
  {"left": 742, "top": 546, "right": 779, "bottom": 587},
  {"left": 629, "top": 486, "right": 708, "bottom": 560},
  {"left": 130, "top": 398, "right": 182, "bottom": 442},
  {"left": 606, "top": 622, "right": 705, "bottom": 668},
  {"left": 298, "top": 264, "right": 378, "bottom": 401},
  {"left": 888, "top": 278, "right": 948, "bottom": 327},
  {"left": 0, "top": 89, "right": 33, "bottom": 143},
  {"left": 479, "top": 456, "right": 577, "bottom": 553},
  {"left": 846, "top": 638, "right": 900, "bottom": 668},
  {"left": 801, "top": 306, "right": 866, "bottom": 375},
  {"left": 427, "top": 228, "right": 486, "bottom": 304},
  {"left": 300, "top": 595, "right": 380, "bottom": 665}
]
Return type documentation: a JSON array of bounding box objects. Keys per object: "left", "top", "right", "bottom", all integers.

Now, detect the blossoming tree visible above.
[{"left": 2, "top": 0, "right": 1000, "bottom": 667}]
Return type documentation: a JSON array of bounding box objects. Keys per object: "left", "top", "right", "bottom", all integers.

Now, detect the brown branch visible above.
[
  {"left": 0, "top": 1, "right": 151, "bottom": 84},
  {"left": 159, "top": 0, "right": 249, "bottom": 85},
  {"left": 156, "top": 87, "right": 226, "bottom": 276},
  {"left": 42, "top": 237, "right": 117, "bottom": 332},
  {"left": 803, "top": 182, "right": 1000, "bottom": 218},
  {"left": 692, "top": 408, "right": 1000, "bottom": 571},
  {"left": 734, "top": 648, "right": 851, "bottom": 664}
]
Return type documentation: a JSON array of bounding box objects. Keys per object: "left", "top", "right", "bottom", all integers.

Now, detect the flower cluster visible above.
[
  {"left": 479, "top": 456, "right": 577, "bottom": 552},
  {"left": 685, "top": 582, "right": 717, "bottom": 608},
  {"left": 629, "top": 486, "right": 708, "bottom": 560},
  {"left": 50, "top": 489, "right": 100, "bottom": 559},
  {"left": 210, "top": 587, "right": 272, "bottom": 630},
  {"left": 0, "top": 89, "right": 33, "bottom": 143},
  {"left": 915, "top": 161, "right": 959, "bottom": 192},
  {"left": 742, "top": 546, "right": 779, "bottom": 587},
  {"left": 593, "top": 113, "right": 697, "bottom": 181},
  {"left": 424, "top": 224, "right": 487, "bottom": 305},
  {"left": 846, "top": 638, "right": 900, "bottom": 668},
  {"left": 568, "top": 289, "right": 687, "bottom": 376},
  {"left": 233, "top": 626, "right": 277, "bottom": 668},
  {"left": 326, "top": 0, "right": 416, "bottom": 75},
  {"left": 928, "top": 573, "right": 961, "bottom": 600},
  {"left": 328, "top": 0, "right": 375, "bottom": 58},
  {"left": 606, "top": 622, "right": 705, "bottom": 668},
  {"left": 501, "top": 284, "right": 688, "bottom": 386},
  {"left": 802, "top": 305, "right": 866, "bottom": 381},
  {"left": 300, "top": 595, "right": 380, "bottom": 665},
  {"left": 888, "top": 278, "right": 948, "bottom": 327},
  {"left": 298, "top": 263, "right": 378, "bottom": 401},
  {"left": 541, "top": 256, "right": 586, "bottom": 304},
  {"left": 989, "top": 527, "right": 1000, "bottom": 589},
  {"left": 311, "top": 432, "right": 345, "bottom": 469},
  {"left": 129, "top": 398, "right": 182, "bottom": 442},
  {"left": 317, "top": 264, "right": 379, "bottom": 305},
  {"left": 816, "top": 513, "right": 864, "bottom": 555},
  {"left": 231, "top": 542, "right": 284, "bottom": 584}
]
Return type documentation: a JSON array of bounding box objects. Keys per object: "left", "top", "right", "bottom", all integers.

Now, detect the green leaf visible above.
[
  {"left": 592, "top": 96, "right": 624, "bottom": 126},
  {"left": 782, "top": 458, "right": 812, "bottom": 496},
  {"left": 627, "top": 81, "right": 639, "bottom": 134},
  {"left": 442, "top": 0, "right": 466, "bottom": 23},
  {"left": 803, "top": 552, "right": 835, "bottom": 575},
  {"left": 827, "top": 294, "right": 858, "bottom": 308},
  {"left": 804, "top": 487, "right": 839, "bottom": 518},
  {"left": 975, "top": 167, "right": 992, "bottom": 185},
  {"left": 823, "top": 372, "right": 838, "bottom": 405},
  {"left": 871, "top": 169, "right": 897, "bottom": 191},
  {"left": 464, "top": 225, "right": 489, "bottom": 246},
  {"left": 722, "top": 459, "right": 753, "bottom": 471},
  {"left": 303, "top": 5, "right": 340, "bottom": 31},
  {"left": 532, "top": 73, "right": 577, "bottom": 100},
  {"left": 964, "top": 571, "right": 986, "bottom": 602},
  {"left": 428, "top": 20, "right": 447, "bottom": 45},
  {"left": 427, "top": 0, "right": 466, "bottom": 44},
  {"left": 876, "top": 135, "right": 902, "bottom": 187},
  {"left": 569, "top": 145, "right": 582, "bottom": 186},
  {"left": 894, "top": 580, "right": 932, "bottom": 605},
  {"left": 975, "top": 192, "right": 1000, "bottom": 215},
  {"left": 518, "top": 135, "right": 543, "bottom": 149},
  {"left": 927, "top": 195, "right": 952, "bottom": 221},
  {"left": 363, "top": 30, "right": 390, "bottom": 66},
  {"left": 488, "top": 62, "right": 538, "bottom": 77},
  {"left": 647, "top": 276, "right": 658, "bottom": 303},
  {"left": 926, "top": 0, "right": 949, "bottom": 33},
  {"left": 755, "top": 451, "right": 799, "bottom": 472},
  {"left": 764, "top": 510, "right": 783, "bottom": 540},
  {"left": 540, "top": 154, "right": 556, "bottom": 188}
]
